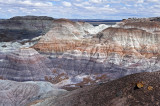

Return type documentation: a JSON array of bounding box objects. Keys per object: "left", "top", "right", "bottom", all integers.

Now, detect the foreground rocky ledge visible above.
[{"left": 31, "top": 70, "right": 160, "bottom": 106}]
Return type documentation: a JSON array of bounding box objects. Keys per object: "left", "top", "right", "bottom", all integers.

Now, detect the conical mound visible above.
[{"left": 0, "top": 48, "right": 53, "bottom": 81}]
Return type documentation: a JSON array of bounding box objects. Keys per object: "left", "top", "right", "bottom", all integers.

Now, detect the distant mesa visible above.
[
  {"left": 9, "top": 15, "right": 54, "bottom": 20},
  {"left": 125, "top": 17, "right": 160, "bottom": 22},
  {"left": 0, "top": 16, "right": 55, "bottom": 41}
]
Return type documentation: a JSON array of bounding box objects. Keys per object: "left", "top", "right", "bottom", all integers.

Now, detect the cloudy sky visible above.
[{"left": 0, "top": 0, "right": 159, "bottom": 19}]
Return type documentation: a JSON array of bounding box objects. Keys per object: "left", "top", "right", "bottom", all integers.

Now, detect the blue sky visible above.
[{"left": 0, "top": 0, "right": 159, "bottom": 19}]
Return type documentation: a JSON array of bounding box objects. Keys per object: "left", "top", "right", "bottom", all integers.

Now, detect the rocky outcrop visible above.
[
  {"left": 118, "top": 18, "right": 160, "bottom": 34},
  {"left": 31, "top": 70, "right": 160, "bottom": 106},
  {"left": 32, "top": 18, "right": 160, "bottom": 87},
  {"left": 33, "top": 18, "right": 109, "bottom": 53},
  {"left": 96, "top": 27, "right": 160, "bottom": 58},
  {"left": 33, "top": 18, "right": 160, "bottom": 57},
  {"left": 37, "top": 18, "right": 106, "bottom": 41}
]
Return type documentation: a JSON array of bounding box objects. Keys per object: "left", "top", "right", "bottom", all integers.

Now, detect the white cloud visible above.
[
  {"left": 146, "top": 0, "right": 159, "bottom": 2},
  {"left": 82, "top": 1, "right": 90, "bottom": 5},
  {"left": 62, "top": 1, "right": 72, "bottom": 7},
  {"left": 74, "top": 1, "right": 90, "bottom": 7},
  {"left": 84, "top": 5, "right": 117, "bottom": 13},
  {"left": 0, "top": 0, "right": 53, "bottom": 7},
  {"left": 19, "top": 1, "right": 53, "bottom": 7},
  {"left": 89, "top": 0, "right": 103, "bottom": 3},
  {"left": 74, "top": 3, "right": 83, "bottom": 7},
  {"left": 154, "top": 5, "right": 160, "bottom": 8},
  {"left": 0, "top": 0, "right": 160, "bottom": 19},
  {"left": 137, "top": 0, "right": 144, "bottom": 3}
]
